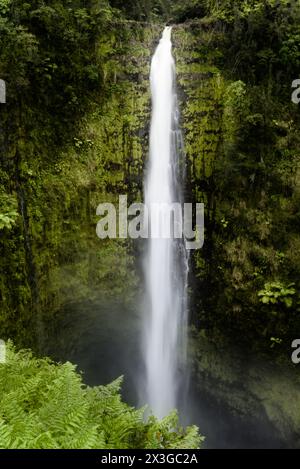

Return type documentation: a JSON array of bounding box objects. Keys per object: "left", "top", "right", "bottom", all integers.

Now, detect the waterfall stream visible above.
[{"left": 143, "top": 26, "right": 188, "bottom": 418}]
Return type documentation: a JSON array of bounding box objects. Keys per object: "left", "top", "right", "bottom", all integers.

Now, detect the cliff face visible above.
[
  {"left": 173, "top": 19, "right": 300, "bottom": 445},
  {"left": 174, "top": 19, "right": 300, "bottom": 356},
  {"left": 2, "top": 11, "right": 299, "bottom": 358},
  {"left": 0, "top": 22, "right": 161, "bottom": 348},
  {"left": 1, "top": 9, "right": 300, "bottom": 446}
]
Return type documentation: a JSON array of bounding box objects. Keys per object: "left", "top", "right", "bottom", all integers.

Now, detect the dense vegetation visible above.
[
  {"left": 181, "top": 0, "right": 300, "bottom": 355},
  {"left": 0, "top": 0, "right": 146, "bottom": 346},
  {"left": 0, "top": 343, "right": 201, "bottom": 448},
  {"left": 0, "top": 0, "right": 300, "bottom": 449}
]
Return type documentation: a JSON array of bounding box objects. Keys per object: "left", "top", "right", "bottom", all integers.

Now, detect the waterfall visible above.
[{"left": 143, "top": 26, "right": 188, "bottom": 419}]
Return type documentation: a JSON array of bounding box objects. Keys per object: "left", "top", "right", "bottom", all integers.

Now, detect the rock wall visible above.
[{"left": 0, "top": 22, "right": 161, "bottom": 349}]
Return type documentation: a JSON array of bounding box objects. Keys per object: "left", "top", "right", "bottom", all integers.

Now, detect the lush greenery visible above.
[
  {"left": 1, "top": 0, "right": 300, "bottom": 449},
  {"left": 171, "top": 0, "right": 300, "bottom": 357},
  {"left": 0, "top": 343, "right": 202, "bottom": 449},
  {"left": 0, "top": 0, "right": 156, "bottom": 346}
]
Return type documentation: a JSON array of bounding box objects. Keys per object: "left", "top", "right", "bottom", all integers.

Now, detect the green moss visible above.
[
  {"left": 0, "top": 22, "right": 159, "bottom": 349},
  {"left": 173, "top": 26, "right": 225, "bottom": 182},
  {"left": 174, "top": 14, "right": 300, "bottom": 357}
]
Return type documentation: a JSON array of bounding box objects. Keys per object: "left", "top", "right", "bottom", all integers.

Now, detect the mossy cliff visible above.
[
  {"left": 189, "top": 328, "right": 300, "bottom": 447},
  {"left": 0, "top": 18, "right": 161, "bottom": 349},
  {"left": 173, "top": 16, "right": 300, "bottom": 356},
  {"left": 2, "top": 3, "right": 299, "bottom": 359},
  {"left": 1, "top": 0, "right": 300, "bottom": 446},
  {"left": 173, "top": 14, "right": 300, "bottom": 445}
]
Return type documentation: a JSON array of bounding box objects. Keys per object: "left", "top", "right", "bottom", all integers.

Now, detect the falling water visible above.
[{"left": 143, "top": 27, "right": 188, "bottom": 418}]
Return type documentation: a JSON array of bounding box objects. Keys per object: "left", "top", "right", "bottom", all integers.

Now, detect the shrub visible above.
[{"left": 0, "top": 343, "right": 203, "bottom": 449}]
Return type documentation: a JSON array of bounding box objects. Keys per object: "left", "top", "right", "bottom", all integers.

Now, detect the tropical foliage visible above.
[{"left": 0, "top": 343, "right": 202, "bottom": 449}]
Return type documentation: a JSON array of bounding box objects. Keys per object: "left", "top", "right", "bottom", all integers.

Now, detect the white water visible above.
[{"left": 144, "top": 27, "right": 188, "bottom": 418}]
